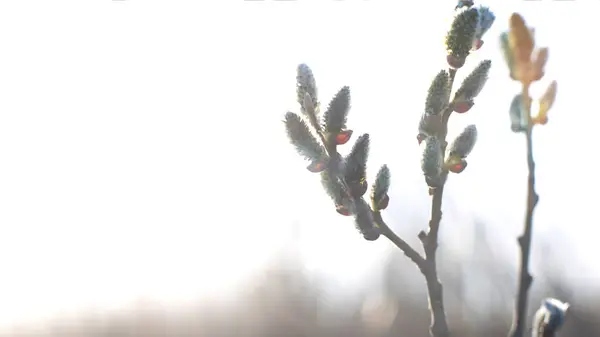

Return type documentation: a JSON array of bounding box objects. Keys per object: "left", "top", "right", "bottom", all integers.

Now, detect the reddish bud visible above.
[
  {"left": 532, "top": 115, "right": 548, "bottom": 125},
  {"left": 448, "top": 159, "right": 468, "bottom": 173},
  {"left": 306, "top": 160, "right": 327, "bottom": 173},
  {"left": 417, "top": 133, "right": 427, "bottom": 145},
  {"left": 336, "top": 204, "right": 352, "bottom": 216},
  {"left": 376, "top": 194, "right": 389, "bottom": 210},
  {"left": 335, "top": 130, "right": 353, "bottom": 145},
  {"left": 453, "top": 100, "right": 474, "bottom": 113},
  {"left": 447, "top": 54, "right": 466, "bottom": 69},
  {"left": 472, "top": 39, "right": 484, "bottom": 51}
]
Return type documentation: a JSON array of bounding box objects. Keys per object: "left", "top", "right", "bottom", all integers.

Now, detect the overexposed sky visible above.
[{"left": 0, "top": 0, "right": 598, "bottom": 329}]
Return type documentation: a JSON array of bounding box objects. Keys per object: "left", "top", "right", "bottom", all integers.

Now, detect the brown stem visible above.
[
  {"left": 508, "top": 84, "right": 538, "bottom": 337},
  {"left": 412, "top": 67, "right": 457, "bottom": 337},
  {"left": 374, "top": 67, "right": 459, "bottom": 337},
  {"left": 373, "top": 211, "right": 426, "bottom": 269},
  {"left": 418, "top": 182, "right": 450, "bottom": 337}
]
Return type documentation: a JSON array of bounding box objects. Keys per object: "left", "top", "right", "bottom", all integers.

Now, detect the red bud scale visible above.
[
  {"left": 335, "top": 129, "right": 353, "bottom": 145},
  {"left": 307, "top": 160, "right": 327, "bottom": 173}
]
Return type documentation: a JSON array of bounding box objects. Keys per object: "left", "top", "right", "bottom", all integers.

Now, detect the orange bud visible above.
[
  {"left": 532, "top": 115, "right": 548, "bottom": 125},
  {"left": 453, "top": 100, "right": 474, "bottom": 113},
  {"left": 306, "top": 160, "right": 327, "bottom": 173},
  {"left": 448, "top": 159, "right": 468, "bottom": 173},
  {"left": 536, "top": 80, "right": 557, "bottom": 123},
  {"left": 335, "top": 130, "right": 353, "bottom": 145},
  {"left": 532, "top": 48, "right": 548, "bottom": 81},
  {"left": 508, "top": 13, "right": 534, "bottom": 65}
]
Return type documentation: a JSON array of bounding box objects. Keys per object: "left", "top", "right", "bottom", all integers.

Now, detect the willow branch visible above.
[
  {"left": 373, "top": 211, "right": 426, "bottom": 269},
  {"left": 508, "top": 83, "right": 539, "bottom": 337}
]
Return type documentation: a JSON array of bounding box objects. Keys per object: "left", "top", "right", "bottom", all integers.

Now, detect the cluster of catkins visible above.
[
  {"left": 285, "top": 64, "right": 388, "bottom": 241},
  {"left": 283, "top": 1, "right": 498, "bottom": 241},
  {"left": 418, "top": 1, "right": 494, "bottom": 191}
]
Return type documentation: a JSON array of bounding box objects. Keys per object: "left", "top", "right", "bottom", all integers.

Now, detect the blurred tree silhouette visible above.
[{"left": 6, "top": 253, "right": 598, "bottom": 337}]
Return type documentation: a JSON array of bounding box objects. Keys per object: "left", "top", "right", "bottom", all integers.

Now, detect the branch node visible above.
[
  {"left": 524, "top": 273, "right": 533, "bottom": 288},
  {"left": 517, "top": 235, "right": 525, "bottom": 247},
  {"left": 418, "top": 230, "right": 428, "bottom": 242}
]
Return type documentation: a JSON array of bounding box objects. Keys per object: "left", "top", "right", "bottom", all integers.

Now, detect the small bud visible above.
[
  {"left": 371, "top": 165, "right": 391, "bottom": 211},
  {"left": 455, "top": 0, "right": 474, "bottom": 10},
  {"left": 335, "top": 129, "right": 353, "bottom": 145},
  {"left": 349, "top": 178, "right": 368, "bottom": 198},
  {"left": 472, "top": 39, "right": 484, "bottom": 51},
  {"left": 336, "top": 204, "right": 352, "bottom": 216},
  {"left": 500, "top": 32, "right": 516, "bottom": 80},
  {"left": 473, "top": 6, "right": 495, "bottom": 48},
  {"left": 532, "top": 298, "right": 570, "bottom": 336},
  {"left": 509, "top": 94, "right": 529, "bottom": 132},
  {"left": 376, "top": 194, "right": 389, "bottom": 210},
  {"left": 447, "top": 54, "right": 466, "bottom": 69},
  {"left": 504, "top": 14, "right": 542, "bottom": 84},
  {"left": 533, "top": 80, "right": 557, "bottom": 126},
  {"left": 533, "top": 115, "right": 548, "bottom": 126},
  {"left": 417, "top": 133, "right": 427, "bottom": 145},
  {"left": 307, "top": 160, "right": 327, "bottom": 173},
  {"left": 509, "top": 14, "right": 535, "bottom": 66},
  {"left": 445, "top": 155, "right": 468, "bottom": 174},
  {"left": 448, "top": 124, "right": 478, "bottom": 158},
  {"left": 532, "top": 47, "right": 549, "bottom": 81},
  {"left": 453, "top": 100, "right": 474, "bottom": 113}
]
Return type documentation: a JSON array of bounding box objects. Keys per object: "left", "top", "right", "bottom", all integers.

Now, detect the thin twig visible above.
[
  {"left": 418, "top": 184, "right": 450, "bottom": 337},
  {"left": 411, "top": 68, "right": 458, "bottom": 337},
  {"left": 378, "top": 69, "right": 458, "bottom": 337},
  {"left": 508, "top": 83, "right": 539, "bottom": 337},
  {"left": 373, "top": 211, "right": 426, "bottom": 269}
]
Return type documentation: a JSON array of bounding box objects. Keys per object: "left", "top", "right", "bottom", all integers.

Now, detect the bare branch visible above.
[
  {"left": 412, "top": 68, "right": 458, "bottom": 337},
  {"left": 372, "top": 211, "right": 425, "bottom": 268},
  {"left": 508, "top": 84, "right": 538, "bottom": 337}
]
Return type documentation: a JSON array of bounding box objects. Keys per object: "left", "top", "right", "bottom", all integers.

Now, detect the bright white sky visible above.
[{"left": 0, "top": 0, "right": 598, "bottom": 330}]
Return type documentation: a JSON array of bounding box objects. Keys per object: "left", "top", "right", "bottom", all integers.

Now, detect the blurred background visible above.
[{"left": 0, "top": 0, "right": 598, "bottom": 336}]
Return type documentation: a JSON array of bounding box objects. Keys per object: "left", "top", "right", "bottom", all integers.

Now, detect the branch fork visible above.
[{"left": 284, "top": 8, "right": 568, "bottom": 337}]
